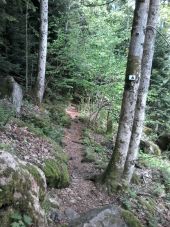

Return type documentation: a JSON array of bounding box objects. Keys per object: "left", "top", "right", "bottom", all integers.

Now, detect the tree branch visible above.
[
  {"left": 82, "top": 0, "right": 115, "bottom": 7},
  {"left": 147, "top": 25, "right": 170, "bottom": 47}
]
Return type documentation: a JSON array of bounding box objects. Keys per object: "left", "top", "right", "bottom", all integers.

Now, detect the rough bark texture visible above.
[
  {"left": 123, "top": 0, "right": 160, "bottom": 183},
  {"left": 102, "top": 0, "right": 150, "bottom": 191},
  {"left": 36, "top": 0, "right": 48, "bottom": 104},
  {"left": 0, "top": 76, "right": 23, "bottom": 114},
  {"left": 10, "top": 77, "right": 23, "bottom": 114}
]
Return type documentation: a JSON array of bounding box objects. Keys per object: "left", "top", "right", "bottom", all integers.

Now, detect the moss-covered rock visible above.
[
  {"left": 140, "top": 139, "right": 161, "bottom": 155},
  {"left": 43, "top": 159, "right": 69, "bottom": 188},
  {"left": 26, "top": 163, "right": 46, "bottom": 202},
  {"left": 0, "top": 150, "right": 47, "bottom": 227},
  {"left": 69, "top": 205, "right": 143, "bottom": 227},
  {"left": 42, "top": 142, "right": 70, "bottom": 188},
  {"left": 121, "top": 209, "right": 143, "bottom": 227},
  {"left": 82, "top": 147, "right": 96, "bottom": 163}
]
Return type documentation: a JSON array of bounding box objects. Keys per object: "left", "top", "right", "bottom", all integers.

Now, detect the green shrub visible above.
[
  {"left": 10, "top": 212, "right": 32, "bottom": 227},
  {"left": 0, "top": 104, "right": 13, "bottom": 127}
]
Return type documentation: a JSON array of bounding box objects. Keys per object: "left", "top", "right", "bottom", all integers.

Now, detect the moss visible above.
[
  {"left": 138, "top": 197, "right": 156, "bottom": 215},
  {"left": 121, "top": 209, "right": 143, "bottom": 227},
  {"left": 131, "top": 173, "right": 141, "bottom": 185},
  {"left": 149, "top": 141, "right": 161, "bottom": 156},
  {"left": 82, "top": 148, "right": 96, "bottom": 163},
  {"left": 161, "top": 169, "right": 170, "bottom": 192},
  {"left": 140, "top": 140, "right": 161, "bottom": 155},
  {"left": 0, "top": 207, "right": 13, "bottom": 227},
  {"left": 43, "top": 159, "right": 69, "bottom": 188},
  {"left": 53, "top": 143, "right": 68, "bottom": 162},
  {"left": 25, "top": 164, "right": 46, "bottom": 202},
  {"left": 40, "top": 142, "right": 70, "bottom": 188},
  {"left": 22, "top": 112, "right": 63, "bottom": 143},
  {"left": 42, "top": 199, "right": 52, "bottom": 214}
]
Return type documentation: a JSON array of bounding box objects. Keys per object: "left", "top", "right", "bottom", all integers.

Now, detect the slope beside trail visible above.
[{"left": 56, "top": 105, "right": 114, "bottom": 214}]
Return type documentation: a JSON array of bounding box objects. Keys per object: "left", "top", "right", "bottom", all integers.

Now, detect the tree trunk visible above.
[
  {"left": 102, "top": 0, "right": 150, "bottom": 192},
  {"left": 36, "top": 0, "right": 48, "bottom": 104},
  {"left": 123, "top": 0, "right": 160, "bottom": 183},
  {"left": 25, "top": 1, "right": 29, "bottom": 92}
]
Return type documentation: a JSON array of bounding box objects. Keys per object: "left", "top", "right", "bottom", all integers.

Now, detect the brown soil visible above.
[{"left": 56, "top": 105, "right": 114, "bottom": 214}]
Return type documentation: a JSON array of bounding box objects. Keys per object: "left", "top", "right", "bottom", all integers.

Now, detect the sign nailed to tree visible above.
[{"left": 128, "top": 75, "right": 136, "bottom": 81}]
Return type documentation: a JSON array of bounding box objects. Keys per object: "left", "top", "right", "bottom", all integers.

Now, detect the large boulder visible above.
[
  {"left": 157, "top": 134, "right": 170, "bottom": 151},
  {"left": 0, "top": 76, "right": 23, "bottom": 114},
  {"left": 140, "top": 139, "right": 161, "bottom": 155},
  {"left": 0, "top": 150, "right": 47, "bottom": 227},
  {"left": 69, "top": 205, "right": 143, "bottom": 227}
]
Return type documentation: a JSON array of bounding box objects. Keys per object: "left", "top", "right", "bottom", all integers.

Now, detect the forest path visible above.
[{"left": 56, "top": 105, "right": 113, "bottom": 216}]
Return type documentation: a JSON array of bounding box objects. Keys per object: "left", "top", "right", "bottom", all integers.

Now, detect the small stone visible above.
[
  {"left": 48, "top": 197, "right": 60, "bottom": 209},
  {"left": 64, "top": 208, "right": 80, "bottom": 220},
  {"left": 49, "top": 209, "right": 64, "bottom": 223},
  {"left": 70, "top": 199, "right": 76, "bottom": 204},
  {"left": 24, "top": 155, "right": 30, "bottom": 160}
]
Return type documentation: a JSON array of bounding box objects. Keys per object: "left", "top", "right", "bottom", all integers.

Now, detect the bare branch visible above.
[
  {"left": 147, "top": 25, "right": 170, "bottom": 47},
  {"left": 82, "top": 0, "right": 115, "bottom": 7}
]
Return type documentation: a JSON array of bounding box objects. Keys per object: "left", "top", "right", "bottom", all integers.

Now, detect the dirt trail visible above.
[{"left": 56, "top": 105, "right": 113, "bottom": 214}]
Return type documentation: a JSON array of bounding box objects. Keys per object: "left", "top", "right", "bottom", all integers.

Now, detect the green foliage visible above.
[
  {"left": 121, "top": 209, "right": 143, "bottom": 227},
  {"left": 0, "top": 103, "right": 13, "bottom": 127},
  {"left": 139, "top": 152, "right": 170, "bottom": 171},
  {"left": 139, "top": 152, "right": 170, "bottom": 194},
  {"left": 0, "top": 0, "right": 38, "bottom": 88},
  {"left": 147, "top": 4, "right": 170, "bottom": 134},
  {"left": 10, "top": 212, "right": 32, "bottom": 227},
  {"left": 46, "top": 0, "right": 129, "bottom": 109},
  {"left": 82, "top": 128, "right": 109, "bottom": 169},
  {"left": 21, "top": 101, "right": 69, "bottom": 143}
]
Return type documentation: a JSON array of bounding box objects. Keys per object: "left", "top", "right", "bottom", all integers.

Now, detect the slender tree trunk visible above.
[
  {"left": 123, "top": 0, "right": 160, "bottom": 183},
  {"left": 102, "top": 0, "right": 150, "bottom": 192},
  {"left": 36, "top": 0, "right": 48, "bottom": 104},
  {"left": 25, "top": 1, "right": 29, "bottom": 92}
]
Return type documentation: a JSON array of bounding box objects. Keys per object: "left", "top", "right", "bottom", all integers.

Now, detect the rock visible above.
[
  {"left": 0, "top": 76, "right": 23, "bottom": 114},
  {"left": 140, "top": 139, "right": 161, "bottom": 155},
  {"left": 157, "top": 133, "right": 170, "bottom": 151},
  {"left": 69, "top": 205, "right": 143, "bottom": 227},
  {"left": 0, "top": 150, "right": 47, "bottom": 227},
  {"left": 49, "top": 209, "right": 64, "bottom": 223},
  {"left": 42, "top": 143, "right": 70, "bottom": 188},
  {"left": 10, "top": 76, "right": 23, "bottom": 114},
  {"left": 43, "top": 158, "right": 70, "bottom": 188},
  {"left": 47, "top": 197, "right": 60, "bottom": 209},
  {"left": 65, "top": 207, "right": 80, "bottom": 220}
]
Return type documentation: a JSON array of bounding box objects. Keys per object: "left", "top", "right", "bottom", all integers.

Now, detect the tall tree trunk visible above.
[
  {"left": 102, "top": 0, "right": 150, "bottom": 192},
  {"left": 25, "top": 1, "right": 29, "bottom": 92},
  {"left": 36, "top": 0, "right": 48, "bottom": 104},
  {"left": 123, "top": 0, "right": 160, "bottom": 183}
]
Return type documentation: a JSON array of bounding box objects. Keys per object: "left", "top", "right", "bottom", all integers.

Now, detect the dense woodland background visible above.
[
  {"left": 0, "top": 0, "right": 169, "bottom": 132},
  {"left": 0, "top": 0, "right": 170, "bottom": 227}
]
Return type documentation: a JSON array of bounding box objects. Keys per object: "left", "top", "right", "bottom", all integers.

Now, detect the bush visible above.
[{"left": 0, "top": 104, "right": 13, "bottom": 127}]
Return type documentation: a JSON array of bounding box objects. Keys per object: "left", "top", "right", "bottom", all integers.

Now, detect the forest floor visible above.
[
  {"left": 53, "top": 105, "right": 116, "bottom": 222},
  {"left": 54, "top": 105, "right": 170, "bottom": 227},
  {"left": 0, "top": 102, "right": 170, "bottom": 226}
]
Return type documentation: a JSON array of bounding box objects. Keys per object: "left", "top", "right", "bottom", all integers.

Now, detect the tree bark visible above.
[
  {"left": 36, "top": 0, "right": 48, "bottom": 104},
  {"left": 102, "top": 0, "right": 150, "bottom": 192},
  {"left": 25, "top": 1, "right": 29, "bottom": 92},
  {"left": 123, "top": 0, "right": 160, "bottom": 183}
]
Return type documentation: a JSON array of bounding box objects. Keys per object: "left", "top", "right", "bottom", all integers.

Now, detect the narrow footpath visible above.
[{"left": 56, "top": 105, "right": 114, "bottom": 215}]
